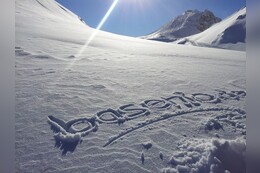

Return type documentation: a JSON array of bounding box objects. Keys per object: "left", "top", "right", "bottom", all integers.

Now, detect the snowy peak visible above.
[
  {"left": 177, "top": 7, "right": 246, "bottom": 51},
  {"left": 141, "top": 9, "right": 221, "bottom": 42},
  {"left": 196, "top": 10, "right": 222, "bottom": 31}
]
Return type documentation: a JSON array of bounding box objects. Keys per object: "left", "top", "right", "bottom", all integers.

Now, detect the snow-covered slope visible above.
[
  {"left": 16, "top": 0, "right": 87, "bottom": 27},
  {"left": 16, "top": 0, "right": 246, "bottom": 173},
  {"left": 141, "top": 10, "right": 221, "bottom": 42},
  {"left": 176, "top": 8, "right": 246, "bottom": 51}
]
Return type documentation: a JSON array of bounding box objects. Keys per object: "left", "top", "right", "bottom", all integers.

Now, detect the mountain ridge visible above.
[
  {"left": 141, "top": 9, "right": 221, "bottom": 42},
  {"left": 176, "top": 7, "right": 246, "bottom": 51}
]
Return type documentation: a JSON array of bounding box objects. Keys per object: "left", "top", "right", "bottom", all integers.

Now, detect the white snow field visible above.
[
  {"left": 176, "top": 8, "right": 246, "bottom": 51},
  {"left": 16, "top": 0, "right": 246, "bottom": 173}
]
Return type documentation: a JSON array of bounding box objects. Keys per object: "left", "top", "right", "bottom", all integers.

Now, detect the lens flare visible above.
[{"left": 67, "top": 0, "right": 120, "bottom": 69}]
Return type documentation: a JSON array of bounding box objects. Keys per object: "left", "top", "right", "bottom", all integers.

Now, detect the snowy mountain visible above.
[
  {"left": 16, "top": 0, "right": 246, "bottom": 173},
  {"left": 176, "top": 7, "right": 246, "bottom": 51},
  {"left": 141, "top": 9, "right": 221, "bottom": 42},
  {"left": 16, "top": 0, "right": 87, "bottom": 26}
]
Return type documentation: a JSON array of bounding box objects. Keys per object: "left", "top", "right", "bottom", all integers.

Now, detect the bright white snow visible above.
[{"left": 16, "top": 0, "right": 246, "bottom": 172}]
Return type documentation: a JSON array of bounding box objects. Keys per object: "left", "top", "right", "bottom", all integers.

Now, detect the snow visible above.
[
  {"left": 141, "top": 8, "right": 246, "bottom": 51},
  {"left": 141, "top": 9, "right": 221, "bottom": 42},
  {"left": 177, "top": 8, "right": 246, "bottom": 51},
  {"left": 162, "top": 137, "right": 246, "bottom": 173},
  {"left": 15, "top": 0, "right": 246, "bottom": 172}
]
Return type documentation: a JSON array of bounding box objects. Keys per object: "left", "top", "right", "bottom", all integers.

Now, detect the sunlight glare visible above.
[{"left": 67, "top": 0, "right": 120, "bottom": 69}]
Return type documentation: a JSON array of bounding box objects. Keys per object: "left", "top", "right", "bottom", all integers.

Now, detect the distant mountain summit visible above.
[
  {"left": 141, "top": 9, "right": 221, "bottom": 42},
  {"left": 176, "top": 7, "right": 246, "bottom": 51}
]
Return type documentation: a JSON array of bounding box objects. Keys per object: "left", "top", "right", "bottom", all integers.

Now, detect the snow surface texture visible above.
[
  {"left": 162, "top": 137, "right": 246, "bottom": 173},
  {"left": 141, "top": 9, "right": 221, "bottom": 42},
  {"left": 176, "top": 8, "right": 246, "bottom": 51},
  {"left": 16, "top": 0, "right": 246, "bottom": 172}
]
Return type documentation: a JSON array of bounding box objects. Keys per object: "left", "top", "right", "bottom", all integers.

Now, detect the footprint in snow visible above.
[
  {"left": 159, "top": 152, "right": 164, "bottom": 160},
  {"left": 141, "top": 152, "right": 145, "bottom": 164},
  {"left": 142, "top": 141, "right": 152, "bottom": 150}
]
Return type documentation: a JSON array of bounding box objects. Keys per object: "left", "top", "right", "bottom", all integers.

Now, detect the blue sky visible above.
[{"left": 56, "top": 0, "right": 245, "bottom": 37}]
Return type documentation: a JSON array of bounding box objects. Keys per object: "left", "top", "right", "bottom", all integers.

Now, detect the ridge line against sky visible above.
[{"left": 56, "top": 0, "right": 245, "bottom": 37}]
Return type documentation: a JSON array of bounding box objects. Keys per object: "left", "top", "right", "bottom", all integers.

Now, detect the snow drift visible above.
[{"left": 162, "top": 137, "right": 246, "bottom": 173}]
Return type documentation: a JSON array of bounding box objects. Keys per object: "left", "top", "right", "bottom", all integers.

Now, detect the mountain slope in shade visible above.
[
  {"left": 176, "top": 7, "right": 246, "bottom": 51},
  {"left": 141, "top": 9, "right": 221, "bottom": 42}
]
